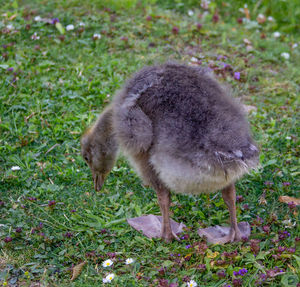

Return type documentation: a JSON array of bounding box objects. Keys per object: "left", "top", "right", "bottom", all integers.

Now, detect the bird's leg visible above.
[
  {"left": 221, "top": 183, "right": 241, "bottom": 242},
  {"left": 156, "top": 188, "right": 179, "bottom": 242},
  {"left": 198, "top": 183, "right": 250, "bottom": 244}
]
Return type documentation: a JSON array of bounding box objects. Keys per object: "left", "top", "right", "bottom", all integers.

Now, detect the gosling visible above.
[{"left": 81, "top": 63, "right": 259, "bottom": 243}]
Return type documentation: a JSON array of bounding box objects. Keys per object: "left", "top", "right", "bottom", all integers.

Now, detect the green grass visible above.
[{"left": 0, "top": 0, "right": 299, "bottom": 286}]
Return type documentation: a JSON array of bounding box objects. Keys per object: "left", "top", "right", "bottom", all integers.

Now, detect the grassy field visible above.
[{"left": 0, "top": 0, "right": 299, "bottom": 286}]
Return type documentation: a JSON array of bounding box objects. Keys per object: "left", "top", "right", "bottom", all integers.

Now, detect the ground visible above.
[{"left": 0, "top": 0, "right": 299, "bottom": 286}]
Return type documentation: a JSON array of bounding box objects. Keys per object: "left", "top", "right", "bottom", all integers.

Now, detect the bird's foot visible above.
[
  {"left": 197, "top": 222, "right": 250, "bottom": 245},
  {"left": 127, "top": 215, "right": 186, "bottom": 240},
  {"left": 162, "top": 229, "right": 180, "bottom": 243}
]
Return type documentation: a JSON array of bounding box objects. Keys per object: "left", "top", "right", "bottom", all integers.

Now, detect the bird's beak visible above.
[{"left": 92, "top": 172, "right": 104, "bottom": 191}]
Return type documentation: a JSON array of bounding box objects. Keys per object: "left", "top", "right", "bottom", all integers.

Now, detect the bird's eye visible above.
[{"left": 84, "top": 156, "right": 89, "bottom": 162}]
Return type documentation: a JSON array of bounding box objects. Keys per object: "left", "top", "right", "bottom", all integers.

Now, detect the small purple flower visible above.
[
  {"left": 197, "top": 264, "right": 206, "bottom": 271},
  {"left": 236, "top": 195, "right": 244, "bottom": 203},
  {"left": 0, "top": 201, "right": 5, "bottom": 207},
  {"left": 48, "top": 200, "right": 56, "bottom": 207},
  {"left": 15, "top": 227, "right": 22, "bottom": 233},
  {"left": 185, "top": 244, "right": 191, "bottom": 249},
  {"left": 217, "top": 270, "right": 226, "bottom": 278},
  {"left": 27, "top": 197, "right": 37, "bottom": 201},
  {"left": 4, "top": 236, "right": 12, "bottom": 243},
  {"left": 172, "top": 26, "right": 179, "bottom": 34},
  {"left": 239, "top": 268, "right": 248, "bottom": 275},
  {"left": 277, "top": 246, "right": 285, "bottom": 253},
  {"left": 282, "top": 182, "right": 290, "bottom": 186},
  {"left": 100, "top": 228, "right": 107, "bottom": 234},
  {"left": 64, "top": 232, "right": 73, "bottom": 238},
  {"left": 260, "top": 273, "right": 267, "bottom": 281},
  {"left": 232, "top": 278, "right": 242, "bottom": 287},
  {"left": 250, "top": 239, "right": 260, "bottom": 255},
  {"left": 287, "top": 247, "right": 295, "bottom": 253},
  {"left": 51, "top": 18, "right": 59, "bottom": 24},
  {"left": 181, "top": 233, "right": 189, "bottom": 240},
  {"left": 234, "top": 72, "right": 240, "bottom": 80},
  {"left": 262, "top": 225, "right": 270, "bottom": 234},
  {"left": 278, "top": 230, "right": 290, "bottom": 240},
  {"left": 120, "top": 36, "right": 128, "bottom": 42},
  {"left": 196, "top": 23, "right": 203, "bottom": 30},
  {"left": 70, "top": 209, "right": 76, "bottom": 212},
  {"left": 288, "top": 202, "right": 296, "bottom": 210},
  {"left": 223, "top": 63, "right": 232, "bottom": 70},
  {"left": 7, "top": 67, "right": 14, "bottom": 72}
]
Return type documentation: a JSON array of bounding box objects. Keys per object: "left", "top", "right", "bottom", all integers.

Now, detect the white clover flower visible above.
[
  {"left": 268, "top": 16, "right": 274, "bottom": 22},
  {"left": 286, "top": 136, "right": 291, "bottom": 140},
  {"left": 190, "top": 57, "right": 198, "bottom": 62},
  {"left": 102, "top": 259, "right": 113, "bottom": 268},
  {"left": 103, "top": 273, "right": 115, "bottom": 283},
  {"left": 11, "top": 166, "right": 21, "bottom": 171},
  {"left": 188, "top": 10, "right": 194, "bottom": 16},
  {"left": 34, "top": 16, "right": 42, "bottom": 21},
  {"left": 93, "top": 33, "right": 101, "bottom": 40},
  {"left": 31, "top": 32, "right": 40, "bottom": 40},
  {"left": 273, "top": 31, "right": 281, "bottom": 38},
  {"left": 79, "top": 22, "right": 85, "bottom": 26},
  {"left": 292, "top": 43, "right": 298, "bottom": 49},
  {"left": 187, "top": 280, "right": 197, "bottom": 287},
  {"left": 66, "top": 24, "right": 74, "bottom": 31},
  {"left": 281, "top": 52, "right": 290, "bottom": 60},
  {"left": 125, "top": 258, "right": 134, "bottom": 265},
  {"left": 6, "top": 24, "right": 14, "bottom": 30}
]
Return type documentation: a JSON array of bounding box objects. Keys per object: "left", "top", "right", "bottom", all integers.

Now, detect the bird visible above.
[{"left": 81, "top": 62, "right": 259, "bottom": 244}]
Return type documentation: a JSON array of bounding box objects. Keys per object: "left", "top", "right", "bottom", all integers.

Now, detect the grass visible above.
[{"left": 0, "top": 0, "right": 299, "bottom": 286}]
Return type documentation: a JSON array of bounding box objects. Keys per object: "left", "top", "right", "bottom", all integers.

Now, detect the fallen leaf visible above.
[
  {"left": 71, "top": 261, "right": 86, "bottom": 281},
  {"left": 259, "top": 196, "right": 267, "bottom": 205},
  {"left": 9, "top": 14, "right": 17, "bottom": 21},
  {"left": 279, "top": 196, "right": 300, "bottom": 206}
]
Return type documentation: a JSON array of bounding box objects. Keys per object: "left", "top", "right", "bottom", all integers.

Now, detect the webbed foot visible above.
[
  {"left": 197, "top": 222, "right": 250, "bottom": 244},
  {"left": 127, "top": 215, "right": 185, "bottom": 241}
]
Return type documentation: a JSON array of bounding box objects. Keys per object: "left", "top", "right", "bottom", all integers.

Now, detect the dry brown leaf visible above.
[
  {"left": 9, "top": 14, "right": 17, "bottom": 21},
  {"left": 71, "top": 261, "right": 86, "bottom": 281},
  {"left": 259, "top": 196, "right": 267, "bottom": 205},
  {"left": 279, "top": 196, "right": 300, "bottom": 206}
]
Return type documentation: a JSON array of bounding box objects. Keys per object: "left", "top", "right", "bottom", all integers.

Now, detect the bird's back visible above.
[{"left": 113, "top": 63, "right": 259, "bottom": 194}]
